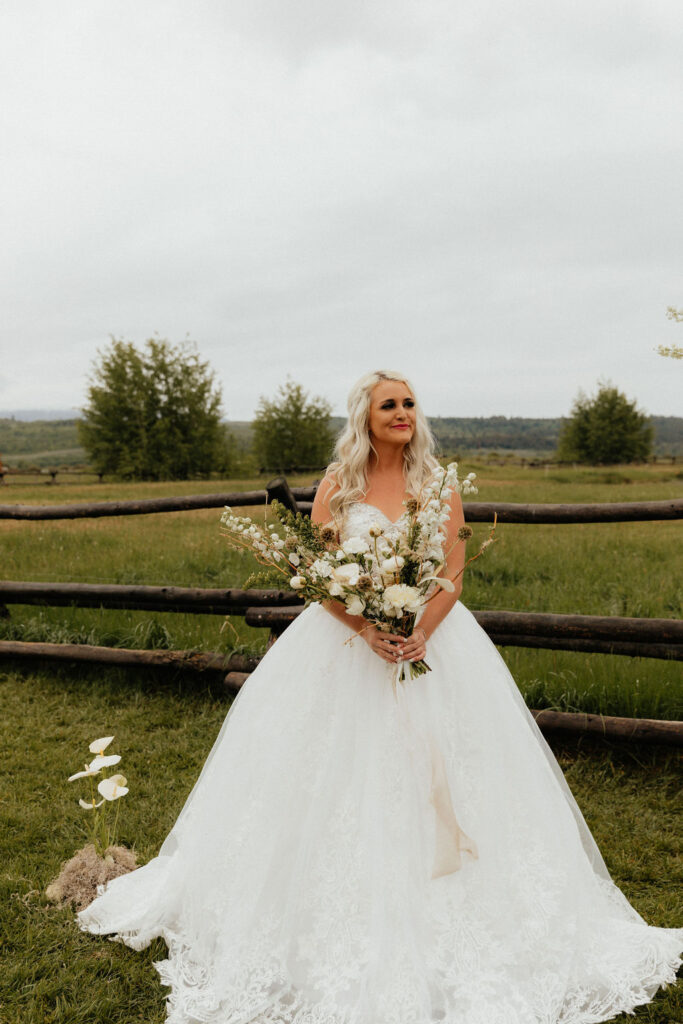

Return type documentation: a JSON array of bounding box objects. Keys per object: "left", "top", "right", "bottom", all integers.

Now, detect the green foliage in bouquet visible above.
[{"left": 269, "top": 499, "right": 329, "bottom": 555}]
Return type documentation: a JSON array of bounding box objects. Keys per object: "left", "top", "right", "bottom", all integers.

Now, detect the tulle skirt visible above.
[{"left": 77, "top": 600, "right": 683, "bottom": 1024}]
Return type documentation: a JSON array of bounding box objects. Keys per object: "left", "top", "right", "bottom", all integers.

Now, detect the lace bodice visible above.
[{"left": 341, "top": 501, "right": 403, "bottom": 543}]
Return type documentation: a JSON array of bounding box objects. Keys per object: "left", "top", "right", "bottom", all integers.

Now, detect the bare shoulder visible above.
[{"left": 311, "top": 473, "right": 340, "bottom": 524}]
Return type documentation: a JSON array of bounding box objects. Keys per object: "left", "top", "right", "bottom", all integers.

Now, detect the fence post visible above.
[{"left": 266, "top": 476, "right": 299, "bottom": 514}]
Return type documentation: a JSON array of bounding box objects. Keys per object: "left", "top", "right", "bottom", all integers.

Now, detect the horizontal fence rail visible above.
[
  {"left": 1, "top": 638, "right": 679, "bottom": 746},
  {"left": 0, "top": 640, "right": 259, "bottom": 676},
  {"left": 243, "top": 606, "right": 682, "bottom": 660},
  {"left": 0, "top": 489, "right": 681, "bottom": 523},
  {"left": 0, "top": 581, "right": 303, "bottom": 614},
  {"left": 0, "top": 489, "right": 273, "bottom": 520},
  {"left": 294, "top": 498, "right": 683, "bottom": 523},
  {"left": 1, "top": 582, "right": 680, "bottom": 661}
]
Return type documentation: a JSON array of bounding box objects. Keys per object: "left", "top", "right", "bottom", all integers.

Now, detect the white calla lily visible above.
[
  {"left": 97, "top": 774, "right": 129, "bottom": 801},
  {"left": 88, "top": 753, "right": 121, "bottom": 771},
  {"left": 345, "top": 594, "right": 366, "bottom": 616},
  {"left": 79, "top": 797, "right": 105, "bottom": 810},
  {"left": 423, "top": 575, "right": 456, "bottom": 593},
  {"left": 68, "top": 764, "right": 101, "bottom": 782},
  {"left": 89, "top": 736, "right": 114, "bottom": 755}
]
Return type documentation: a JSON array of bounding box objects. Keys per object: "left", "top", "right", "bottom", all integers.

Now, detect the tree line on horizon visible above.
[{"left": 1, "top": 338, "right": 678, "bottom": 479}]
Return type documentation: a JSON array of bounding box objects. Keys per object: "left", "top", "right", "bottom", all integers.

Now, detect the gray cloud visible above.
[{"left": 1, "top": 0, "right": 681, "bottom": 420}]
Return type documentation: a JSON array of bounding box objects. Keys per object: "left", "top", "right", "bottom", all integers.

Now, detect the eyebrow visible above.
[{"left": 379, "top": 397, "right": 414, "bottom": 405}]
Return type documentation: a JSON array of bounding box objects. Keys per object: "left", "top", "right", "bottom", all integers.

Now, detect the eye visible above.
[{"left": 404, "top": 399, "right": 415, "bottom": 407}]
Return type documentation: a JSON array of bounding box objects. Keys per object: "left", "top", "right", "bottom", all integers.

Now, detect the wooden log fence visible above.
[
  {"left": 2, "top": 479, "right": 681, "bottom": 744},
  {"left": 0, "top": 468, "right": 110, "bottom": 485}
]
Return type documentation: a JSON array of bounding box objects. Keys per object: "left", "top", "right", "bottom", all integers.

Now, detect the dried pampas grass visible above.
[{"left": 45, "top": 843, "right": 137, "bottom": 912}]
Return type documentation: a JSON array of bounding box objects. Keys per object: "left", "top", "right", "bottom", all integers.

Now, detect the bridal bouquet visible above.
[{"left": 221, "top": 463, "right": 496, "bottom": 687}]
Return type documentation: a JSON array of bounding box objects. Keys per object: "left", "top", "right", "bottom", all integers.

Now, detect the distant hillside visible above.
[
  {"left": 0, "top": 409, "right": 79, "bottom": 421},
  {"left": 430, "top": 416, "right": 683, "bottom": 456},
  {"left": 1, "top": 414, "right": 681, "bottom": 467},
  {"left": 227, "top": 416, "right": 683, "bottom": 458},
  {"left": 0, "top": 419, "right": 85, "bottom": 465}
]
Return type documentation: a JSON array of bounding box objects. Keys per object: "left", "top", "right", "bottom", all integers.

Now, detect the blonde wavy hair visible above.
[{"left": 324, "top": 369, "right": 441, "bottom": 524}]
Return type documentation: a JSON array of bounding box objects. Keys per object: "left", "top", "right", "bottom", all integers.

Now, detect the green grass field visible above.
[{"left": 0, "top": 464, "right": 681, "bottom": 1022}]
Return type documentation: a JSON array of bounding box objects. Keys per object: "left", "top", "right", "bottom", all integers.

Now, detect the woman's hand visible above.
[
  {"left": 361, "top": 625, "right": 428, "bottom": 664},
  {"left": 399, "top": 625, "right": 428, "bottom": 663},
  {"left": 361, "top": 625, "right": 408, "bottom": 664}
]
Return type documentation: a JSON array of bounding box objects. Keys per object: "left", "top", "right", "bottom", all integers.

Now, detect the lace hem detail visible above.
[{"left": 79, "top": 906, "right": 683, "bottom": 1024}]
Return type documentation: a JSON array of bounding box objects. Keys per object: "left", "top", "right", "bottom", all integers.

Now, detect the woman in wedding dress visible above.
[{"left": 78, "top": 369, "right": 682, "bottom": 1024}]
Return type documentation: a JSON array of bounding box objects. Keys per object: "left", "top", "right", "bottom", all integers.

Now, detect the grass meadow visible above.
[{"left": 0, "top": 462, "right": 681, "bottom": 1022}]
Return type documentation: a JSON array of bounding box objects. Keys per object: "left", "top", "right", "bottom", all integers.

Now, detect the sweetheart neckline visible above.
[{"left": 348, "top": 500, "right": 405, "bottom": 526}]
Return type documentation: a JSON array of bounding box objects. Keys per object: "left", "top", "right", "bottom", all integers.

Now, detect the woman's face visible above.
[{"left": 368, "top": 380, "right": 416, "bottom": 447}]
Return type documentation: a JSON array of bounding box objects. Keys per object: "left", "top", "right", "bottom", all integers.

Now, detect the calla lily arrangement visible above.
[
  {"left": 222, "top": 462, "right": 498, "bottom": 686},
  {"left": 68, "top": 736, "right": 128, "bottom": 856}
]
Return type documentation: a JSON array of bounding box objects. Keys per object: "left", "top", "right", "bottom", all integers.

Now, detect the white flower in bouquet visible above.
[
  {"left": 290, "top": 576, "right": 306, "bottom": 590},
  {"left": 342, "top": 536, "right": 370, "bottom": 555},
  {"left": 380, "top": 555, "right": 405, "bottom": 574},
  {"left": 310, "top": 558, "right": 333, "bottom": 578},
  {"left": 345, "top": 594, "right": 366, "bottom": 616},
  {"left": 383, "top": 583, "right": 423, "bottom": 615},
  {"left": 368, "top": 522, "right": 384, "bottom": 538},
  {"left": 330, "top": 563, "right": 362, "bottom": 587}
]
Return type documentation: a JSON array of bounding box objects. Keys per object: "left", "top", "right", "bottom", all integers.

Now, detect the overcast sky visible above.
[{"left": 1, "top": 1, "right": 681, "bottom": 421}]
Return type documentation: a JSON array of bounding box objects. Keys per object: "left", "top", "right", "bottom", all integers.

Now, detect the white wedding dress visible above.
[{"left": 78, "top": 502, "right": 683, "bottom": 1024}]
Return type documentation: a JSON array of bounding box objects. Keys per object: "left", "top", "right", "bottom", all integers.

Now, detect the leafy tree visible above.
[
  {"left": 557, "top": 381, "right": 654, "bottom": 465},
  {"left": 78, "top": 337, "right": 228, "bottom": 479},
  {"left": 656, "top": 306, "right": 683, "bottom": 359},
  {"left": 252, "top": 379, "right": 334, "bottom": 473}
]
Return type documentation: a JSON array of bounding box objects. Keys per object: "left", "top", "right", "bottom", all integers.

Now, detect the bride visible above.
[{"left": 78, "top": 369, "right": 682, "bottom": 1024}]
